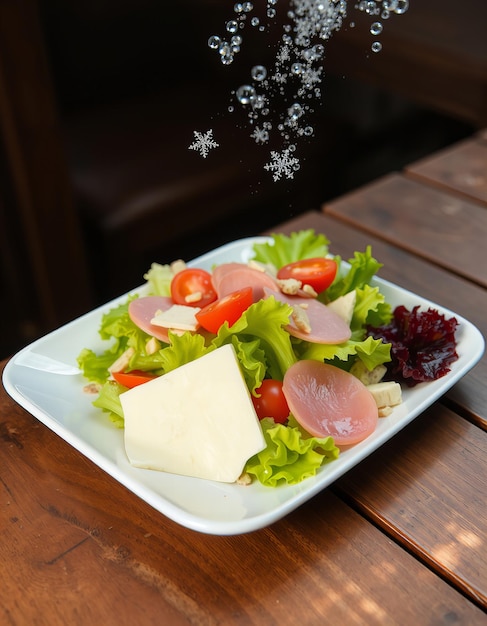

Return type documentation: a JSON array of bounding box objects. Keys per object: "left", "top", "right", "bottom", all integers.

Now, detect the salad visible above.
[{"left": 78, "top": 230, "right": 458, "bottom": 487}]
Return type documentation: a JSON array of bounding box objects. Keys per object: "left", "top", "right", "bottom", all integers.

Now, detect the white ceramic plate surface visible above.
[{"left": 3, "top": 237, "right": 485, "bottom": 535}]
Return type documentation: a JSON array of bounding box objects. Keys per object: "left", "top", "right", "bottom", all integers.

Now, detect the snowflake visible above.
[
  {"left": 188, "top": 129, "right": 219, "bottom": 158},
  {"left": 264, "top": 147, "right": 300, "bottom": 182},
  {"left": 251, "top": 126, "right": 269, "bottom": 144},
  {"left": 301, "top": 66, "right": 323, "bottom": 89}
]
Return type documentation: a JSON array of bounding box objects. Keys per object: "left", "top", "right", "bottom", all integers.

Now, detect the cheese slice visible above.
[
  {"left": 150, "top": 304, "right": 201, "bottom": 331},
  {"left": 121, "top": 344, "right": 266, "bottom": 483}
]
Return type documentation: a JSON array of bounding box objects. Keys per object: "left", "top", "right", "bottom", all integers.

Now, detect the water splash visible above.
[{"left": 192, "top": 0, "right": 409, "bottom": 180}]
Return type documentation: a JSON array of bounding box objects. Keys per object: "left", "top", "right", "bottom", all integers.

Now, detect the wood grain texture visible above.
[
  {"left": 321, "top": 173, "right": 487, "bottom": 288},
  {"left": 405, "top": 138, "right": 487, "bottom": 206},
  {"left": 335, "top": 404, "right": 487, "bottom": 607}
]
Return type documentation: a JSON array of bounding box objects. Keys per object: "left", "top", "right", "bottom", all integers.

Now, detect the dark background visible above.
[{"left": 1, "top": 0, "right": 485, "bottom": 359}]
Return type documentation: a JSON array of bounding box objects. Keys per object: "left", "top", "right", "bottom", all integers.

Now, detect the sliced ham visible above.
[
  {"left": 212, "top": 263, "right": 278, "bottom": 302},
  {"left": 128, "top": 296, "right": 174, "bottom": 343},
  {"left": 282, "top": 360, "right": 378, "bottom": 446},
  {"left": 263, "top": 288, "right": 352, "bottom": 344}
]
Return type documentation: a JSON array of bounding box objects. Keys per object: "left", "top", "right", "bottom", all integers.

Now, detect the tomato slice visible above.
[
  {"left": 277, "top": 257, "right": 337, "bottom": 293},
  {"left": 195, "top": 287, "right": 253, "bottom": 334},
  {"left": 170, "top": 268, "right": 217, "bottom": 307},
  {"left": 251, "top": 379, "right": 290, "bottom": 424},
  {"left": 112, "top": 370, "right": 157, "bottom": 388}
]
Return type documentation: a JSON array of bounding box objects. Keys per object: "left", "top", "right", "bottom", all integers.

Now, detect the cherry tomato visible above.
[
  {"left": 195, "top": 287, "right": 253, "bottom": 334},
  {"left": 112, "top": 370, "right": 157, "bottom": 388},
  {"left": 252, "top": 379, "right": 290, "bottom": 424},
  {"left": 277, "top": 257, "right": 337, "bottom": 293},
  {"left": 170, "top": 268, "right": 217, "bottom": 307}
]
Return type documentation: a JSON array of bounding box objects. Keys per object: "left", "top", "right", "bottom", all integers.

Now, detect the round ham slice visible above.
[
  {"left": 263, "top": 288, "right": 352, "bottom": 344},
  {"left": 212, "top": 263, "right": 278, "bottom": 302},
  {"left": 128, "top": 296, "right": 174, "bottom": 343},
  {"left": 283, "top": 360, "right": 378, "bottom": 446}
]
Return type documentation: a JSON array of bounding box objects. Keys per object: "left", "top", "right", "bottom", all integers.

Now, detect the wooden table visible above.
[{"left": 2, "top": 134, "right": 486, "bottom": 624}]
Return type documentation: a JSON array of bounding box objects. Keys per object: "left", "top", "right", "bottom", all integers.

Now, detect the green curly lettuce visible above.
[
  {"left": 77, "top": 296, "right": 150, "bottom": 383},
  {"left": 245, "top": 418, "right": 339, "bottom": 486},
  {"left": 143, "top": 262, "right": 173, "bottom": 296},
  {"left": 92, "top": 380, "right": 126, "bottom": 428},
  {"left": 326, "top": 246, "right": 383, "bottom": 301},
  {"left": 296, "top": 335, "right": 391, "bottom": 372},
  {"left": 252, "top": 229, "right": 330, "bottom": 268},
  {"left": 213, "top": 296, "right": 297, "bottom": 382}
]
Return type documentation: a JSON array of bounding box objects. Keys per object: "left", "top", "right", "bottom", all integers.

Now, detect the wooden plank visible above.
[
  {"left": 1, "top": 372, "right": 484, "bottom": 624},
  {"left": 321, "top": 173, "right": 487, "bottom": 288},
  {"left": 405, "top": 138, "right": 487, "bottom": 206},
  {"left": 335, "top": 403, "right": 487, "bottom": 610},
  {"left": 266, "top": 211, "right": 487, "bottom": 427}
]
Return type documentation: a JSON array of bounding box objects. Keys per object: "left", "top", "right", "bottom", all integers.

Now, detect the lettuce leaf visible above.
[
  {"left": 92, "top": 380, "right": 126, "bottom": 427},
  {"left": 351, "top": 284, "right": 392, "bottom": 333},
  {"left": 77, "top": 296, "right": 159, "bottom": 383},
  {"left": 213, "top": 296, "right": 297, "bottom": 381},
  {"left": 326, "top": 246, "right": 383, "bottom": 301},
  {"left": 245, "top": 418, "right": 339, "bottom": 486},
  {"left": 143, "top": 262, "right": 173, "bottom": 296},
  {"left": 252, "top": 229, "right": 330, "bottom": 268},
  {"left": 296, "top": 335, "right": 391, "bottom": 371}
]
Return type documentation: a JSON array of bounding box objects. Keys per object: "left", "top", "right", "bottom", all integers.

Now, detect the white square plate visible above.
[{"left": 3, "top": 237, "right": 485, "bottom": 534}]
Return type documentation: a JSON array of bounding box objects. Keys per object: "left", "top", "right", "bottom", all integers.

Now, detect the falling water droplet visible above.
[
  {"left": 370, "top": 22, "right": 383, "bottom": 36},
  {"left": 236, "top": 84, "right": 256, "bottom": 105},
  {"left": 251, "top": 65, "right": 267, "bottom": 81}
]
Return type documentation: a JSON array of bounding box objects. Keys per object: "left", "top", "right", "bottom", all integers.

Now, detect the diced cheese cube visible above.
[
  {"left": 151, "top": 304, "right": 201, "bottom": 331},
  {"left": 121, "top": 344, "right": 266, "bottom": 483},
  {"left": 366, "top": 381, "right": 402, "bottom": 409}
]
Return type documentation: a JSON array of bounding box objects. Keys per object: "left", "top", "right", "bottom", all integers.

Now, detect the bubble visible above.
[
  {"left": 267, "top": 8, "right": 276, "bottom": 18},
  {"left": 251, "top": 17, "right": 260, "bottom": 26},
  {"left": 219, "top": 42, "right": 232, "bottom": 56},
  {"left": 236, "top": 84, "right": 256, "bottom": 105},
  {"left": 395, "top": 0, "right": 409, "bottom": 13},
  {"left": 208, "top": 36, "right": 221, "bottom": 50},
  {"left": 231, "top": 35, "right": 242, "bottom": 46},
  {"left": 233, "top": 3, "right": 243, "bottom": 13},
  {"left": 226, "top": 20, "right": 238, "bottom": 33},
  {"left": 371, "top": 41, "right": 382, "bottom": 53},
  {"left": 370, "top": 22, "right": 382, "bottom": 35},
  {"left": 288, "top": 103, "right": 303, "bottom": 120},
  {"left": 313, "top": 44, "right": 325, "bottom": 58},
  {"left": 242, "top": 1, "right": 253, "bottom": 11},
  {"left": 304, "top": 126, "right": 314, "bottom": 136},
  {"left": 291, "top": 62, "right": 303, "bottom": 75},
  {"left": 251, "top": 65, "right": 267, "bottom": 81}
]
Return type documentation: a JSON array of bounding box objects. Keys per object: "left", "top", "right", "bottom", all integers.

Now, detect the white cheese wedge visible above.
[
  {"left": 327, "top": 290, "right": 357, "bottom": 327},
  {"left": 150, "top": 304, "right": 201, "bottom": 331},
  {"left": 121, "top": 344, "right": 266, "bottom": 483}
]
